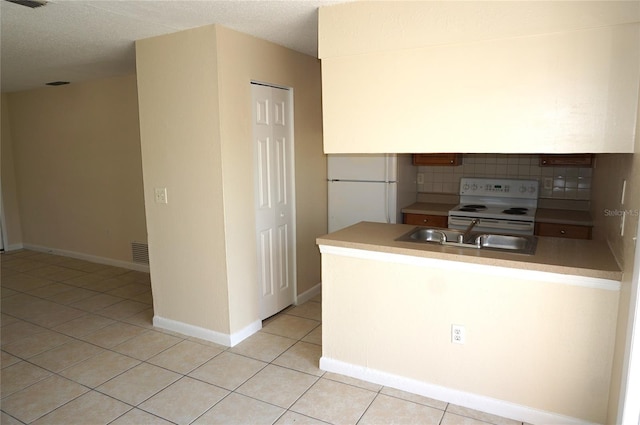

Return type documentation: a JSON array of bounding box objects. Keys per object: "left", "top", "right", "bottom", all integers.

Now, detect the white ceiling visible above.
[{"left": 0, "top": 0, "right": 350, "bottom": 93}]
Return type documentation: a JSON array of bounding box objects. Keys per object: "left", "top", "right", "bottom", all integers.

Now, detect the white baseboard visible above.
[
  {"left": 296, "top": 282, "right": 321, "bottom": 305},
  {"left": 4, "top": 243, "right": 24, "bottom": 252},
  {"left": 319, "top": 357, "right": 600, "bottom": 425},
  {"left": 22, "top": 244, "right": 150, "bottom": 273},
  {"left": 153, "top": 315, "right": 261, "bottom": 348},
  {"left": 229, "top": 320, "right": 262, "bottom": 347}
]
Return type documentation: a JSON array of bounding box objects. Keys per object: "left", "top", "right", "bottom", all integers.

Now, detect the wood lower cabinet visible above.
[
  {"left": 534, "top": 222, "right": 592, "bottom": 240},
  {"left": 412, "top": 154, "right": 462, "bottom": 166},
  {"left": 404, "top": 213, "right": 448, "bottom": 227}
]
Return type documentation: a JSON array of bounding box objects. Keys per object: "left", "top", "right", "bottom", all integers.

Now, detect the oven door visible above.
[{"left": 448, "top": 215, "right": 535, "bottom": 235}]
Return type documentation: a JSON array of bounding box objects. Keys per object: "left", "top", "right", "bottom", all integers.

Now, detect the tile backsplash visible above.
[{"left": 417, "top": 154, "right": 592, "bottom": 200}]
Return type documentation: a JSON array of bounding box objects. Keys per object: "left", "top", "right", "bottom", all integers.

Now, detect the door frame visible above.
[
  {"left": 618, "top": 218, "right": 640, "bottom": 424},
  {"left": 0, "top": 186, "right": 7, "bottom": 251},
  {"left": 251, "top": 80, "right": 297, "bottom": 318}
]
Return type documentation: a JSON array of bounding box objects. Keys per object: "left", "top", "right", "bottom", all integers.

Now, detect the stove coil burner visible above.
[
  {"left": 459, "top": 204, "right": 487, "bottom": 212},
  {"left": 503, "top": 207, "right": 528, "bottom": 215}
]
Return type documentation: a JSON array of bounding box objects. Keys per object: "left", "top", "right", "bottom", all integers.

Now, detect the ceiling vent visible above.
[{"left": 4, "top": 0, "right": 48, "bottom": 8}]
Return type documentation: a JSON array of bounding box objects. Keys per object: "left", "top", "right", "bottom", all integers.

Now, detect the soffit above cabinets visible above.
[{"left": 319, "top": 1, "right": 640, "bottom": 58}]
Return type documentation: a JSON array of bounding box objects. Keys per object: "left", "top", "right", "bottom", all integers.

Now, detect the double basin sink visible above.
[{"left": 396, "top": 227, "right": 537, "bottom": 255}]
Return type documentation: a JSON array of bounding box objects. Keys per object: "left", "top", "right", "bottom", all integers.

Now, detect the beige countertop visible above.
[
  {"left": 317, "top": 221, "right": 621, "bottom": 281},
  {"left": 403, "top": 202, "right": 594, "bottom": 226},
  {"left": 402, "top": 202, "right": 456, "bottom": 216},
  {"left": 535, "top": 208, "right": 594, "bottom": 226}
]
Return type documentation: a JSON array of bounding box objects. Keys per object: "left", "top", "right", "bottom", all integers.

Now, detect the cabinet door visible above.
[
  {"left": 412, "top": 154, "right": 462, "bottom": 166},
  {"left": 534, "top": 222, "right": 592, "bottom": 239},
  {"left": 539, "top": 154, "right": 594, "bottom": 167},
  {"left": 404, "top": 213, "right": 448, "bottom": 227}
]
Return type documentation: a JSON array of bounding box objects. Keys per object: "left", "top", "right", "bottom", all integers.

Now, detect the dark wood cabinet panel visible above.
[
  {"left": 404, "top": 213, "right": 448, "bottom": 227},
  {"left": 534, "top": 222, "right": 592, "bottom": 239},
  {"left": 412, "top": 154, "right": 462, "bottom": 166}
]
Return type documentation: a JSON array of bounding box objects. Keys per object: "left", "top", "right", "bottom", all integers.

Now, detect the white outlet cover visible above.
[
  {"left": 451, "top": 324, "right": 465, "bottom": 344},
  {"left": 154, "top": 188, "right": 168, "bottom": 204}
]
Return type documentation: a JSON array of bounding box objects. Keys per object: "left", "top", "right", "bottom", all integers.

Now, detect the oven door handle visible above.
[
  {"left": 479, "top": 219, "right": 532, "bottom": 228},
  {"left": 505, "top": 221, "right": 534, "bottom": 227}
]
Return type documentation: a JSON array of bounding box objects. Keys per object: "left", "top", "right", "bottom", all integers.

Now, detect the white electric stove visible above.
[{"left": 448, "top": 177, "right": 539, "bottom": 235}]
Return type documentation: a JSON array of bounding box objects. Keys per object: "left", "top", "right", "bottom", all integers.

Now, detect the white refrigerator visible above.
[{"left": 327, "top": 154, "right": 417, "bottom": 232}]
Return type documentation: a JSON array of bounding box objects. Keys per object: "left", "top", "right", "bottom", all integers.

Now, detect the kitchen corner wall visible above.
[
  {"left": 417, "top": 154, "right": 592, "bottom": 200},
  {"left": 136, "top": 24, "right": 325, "bottom": 340}
]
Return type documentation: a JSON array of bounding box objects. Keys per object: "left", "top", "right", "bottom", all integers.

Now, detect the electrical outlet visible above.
[
  {"left": 543, "top": 177, "right": 553, "bottom": 190},
  {"left": 154, "top": 188, "right": 168, "bottom": 204},
  {"left": 451, "top": 324, "right": 465, "bottom": 344},
  {"left": 417, "top": 173, "right": 424, "bottom": 185}
]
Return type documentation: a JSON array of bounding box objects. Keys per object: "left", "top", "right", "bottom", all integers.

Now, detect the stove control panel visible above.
[{"left": 459, "top": 178, "right": 538, "bottom": 199}]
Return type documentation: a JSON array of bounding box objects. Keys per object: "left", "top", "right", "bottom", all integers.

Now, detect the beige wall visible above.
[
  {"left": 3, "top": 75, "right": 147, "bottom": 263},
  {"left": 321, "top": 252, "right": 619, "bottom": 423},
  {"left": 136, "top": 25, "right": 325, "bottom": 337},
  {"left": 215, "top": 26, "right": 326, "bottom": 332},
  {"left": 136, "top": 26, "right": 231, "bottom": 333},
  {"left": 596, "top": 105, "right": 640, "bottom": 422},
  {"left": 1, "top": 94, "right": 23, "bottom": 249},
  {"left": 318, "top": 2, "right": 640, "bottom": 154}
]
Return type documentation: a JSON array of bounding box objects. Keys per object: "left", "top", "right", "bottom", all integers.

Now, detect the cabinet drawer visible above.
[
  {"left": 412, "top": 154, "right": 462, "bottom": 166},
  {"left": 404, "top": 213, "right": 448, "bottom": 227},
  {"left": 534, "top": 222, "right": 592, "bottom": 239}
]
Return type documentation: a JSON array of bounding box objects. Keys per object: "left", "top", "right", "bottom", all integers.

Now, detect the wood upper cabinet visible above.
[
  {"left": 539, "top": 154, "right": 594, "bottom": 167},
  {"left": 412, "top": 154, "right": 462, "bottom": 166},
  {"left": 404, "top": 213, "right": 448, "bottom": 227}
]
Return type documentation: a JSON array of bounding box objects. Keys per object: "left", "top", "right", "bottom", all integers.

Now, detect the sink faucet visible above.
[{"left": 457, "top": 219, "right": 479, "bottom": 243}]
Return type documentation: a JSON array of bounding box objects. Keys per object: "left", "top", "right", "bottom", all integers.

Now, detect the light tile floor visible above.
[{"left": 1, "top": 249, "right": 526, "bottom": 425}]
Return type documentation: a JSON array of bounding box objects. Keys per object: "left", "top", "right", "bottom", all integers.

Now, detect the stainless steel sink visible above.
[
  {"left": 400, "top": 228, "right": 463, "bottom": 244},
  {"left": 473, "top": 234, "right": 537, "bottom": 255},
  {"left": 396, "top": 227, "right": 537, "bottom": 255}
]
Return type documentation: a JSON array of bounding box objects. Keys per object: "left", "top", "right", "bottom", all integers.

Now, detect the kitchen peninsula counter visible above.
[
  {"left": 317, "top": 221, "right": 621, "bottom": 281},
  {"left": 318, "top": 221, "right": 620, "bottom": 423}
]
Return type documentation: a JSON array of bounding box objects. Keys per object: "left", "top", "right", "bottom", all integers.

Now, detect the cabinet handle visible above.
[
  {"left": 423, "top": 219, "right": 428, "bottom": 223},
  {"left": 560, "top": 230, "right": 566, "bottom": 235}
]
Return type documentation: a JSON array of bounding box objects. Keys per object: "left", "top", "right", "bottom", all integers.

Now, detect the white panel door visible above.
[{"left": 252, "top": 83, "right": 296, "bottom": 320}]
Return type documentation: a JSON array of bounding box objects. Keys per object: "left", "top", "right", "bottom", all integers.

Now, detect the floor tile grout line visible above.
[
  {"left": 3, "top": 251, "right": 512, "bottom": 425},
  {"left": 1, "top": 274, "right": 152, "bottom": 314}
]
